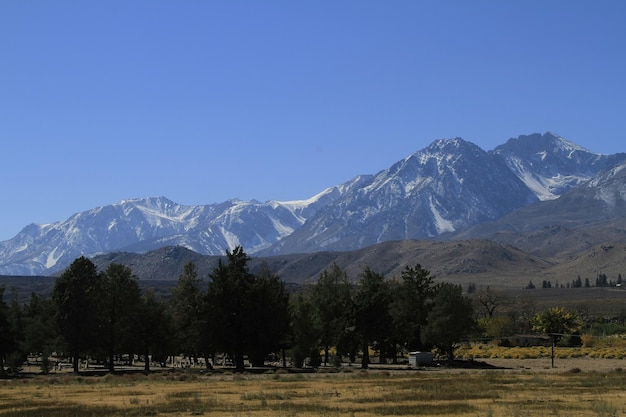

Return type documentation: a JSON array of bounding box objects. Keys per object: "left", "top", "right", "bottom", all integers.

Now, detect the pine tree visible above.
[
  {"left": 100, "top": 263, "right": 141, "bottom": 372},
  {"left": 354, "top": 267, "right": 391, "bottom": 369},
  {"left": 171, "top": 262, "right": 207, "bottom": 364},
  {"left": 22, "top": 293, "right": 57, "bottom": 374},
  {"left": 289, "top": 293, "right": 321, "bottom": 368},
  {"left": 246, "top": 262, "right": 290, "bottom": 367},
  {"left": 389, "top": 264, "right": 436, "bottom": 351},
  {"left": 207, "top": 246, "right": 290, "bottom": 370},
  {"left": 573, "top": 276, "right": 582, "bottom": 288},
  {"left": 52, "top": 257, "right": 102, "bottom": 373},
  {"left": 0, "top": 286, "right": 15, "bottom": 376},
  {"left": 310, "top": 263, "right": 353, "bottom": 366},
  {"left": 422, "top": 283, "right": 474, "bottom": 362},
  {"left": 207, "top": 248, "right": 254, "bottom": 371},
  {"left": 136, "top": 290, "right": 172, "bottom": 371}
]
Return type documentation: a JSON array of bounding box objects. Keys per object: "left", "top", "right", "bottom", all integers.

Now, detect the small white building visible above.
[{"left": 408, "top": 351, "right": 434, "bottom": 366}]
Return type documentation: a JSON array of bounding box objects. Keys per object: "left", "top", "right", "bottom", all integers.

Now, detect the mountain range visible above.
[{"left": 1, "top": 132, "right": 625, "bottom": 280}]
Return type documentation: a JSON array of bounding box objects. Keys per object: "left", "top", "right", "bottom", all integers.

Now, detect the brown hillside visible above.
[{"left": 91, "top": 240, "right": 554, "bottom": 289}]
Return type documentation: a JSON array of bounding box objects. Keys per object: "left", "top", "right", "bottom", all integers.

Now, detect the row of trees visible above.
[
  {"left": 292, "top": 263, "right": 475, "bottom": 368},
  {"left": 0, "top": 258, "right": 171, "bottom": 375},
  {"left": 520, "top": 273, "right": 624, "bottom": 290},
  {"left": 0, "top": 246, "right": 478, "bottom": 375}
]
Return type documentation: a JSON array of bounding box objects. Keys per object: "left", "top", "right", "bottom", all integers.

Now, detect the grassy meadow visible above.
[{"left": 2, "top": 366, "right": 626, "bottom": 417}]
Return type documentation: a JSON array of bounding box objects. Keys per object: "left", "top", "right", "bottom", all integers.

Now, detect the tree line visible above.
[
  {"left": 4, "top": 245, "right": 614, "bottom": 376},
  {"left": 515, "top": 273, "right": 625, "bottom": 290},
  {"left": 0, "top": 246, "right": 479, "bottom": 375}
]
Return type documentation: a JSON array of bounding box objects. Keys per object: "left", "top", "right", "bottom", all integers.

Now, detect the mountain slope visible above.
[
  {"left": 454, "top": 160, "right": 626, "bottom": 259},
  {"left": 266, "top": 133, "right": 625, "bottom": 256},
  {"left": 1, "top": 131, "right": 624, "bottom": 276},
  {"left": 264, "top": 138, "right": 538, "bottom": 254},
  {"left": 0, "top": 188, "right": 345, "bottom": 276},
  {"left": 492, "top": 132, "right": 625, "bottom": 200},
  {"left": 90, "top": 239, "right": 554, "bottom": 289}
]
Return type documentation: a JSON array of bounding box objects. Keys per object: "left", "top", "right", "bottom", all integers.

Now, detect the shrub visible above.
[
  {"left": 581, "top": 334, "right": 595, "bottom": 348},
  {"left": 558, "top": 334, "right": 582, "bottom": 347},
  {"left": 590, "top": 322, "right": 626, "bottom": 337},
  {"left": 5, "top": 352, "right": 27, "bottom": 374},
  {"left": 40, "top": 355, "right": 51, "bottom": 375}
]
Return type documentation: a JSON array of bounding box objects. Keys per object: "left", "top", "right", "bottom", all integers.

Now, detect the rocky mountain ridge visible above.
[{"left": 1, "top": 132, "right": 624, "bottom": 276}]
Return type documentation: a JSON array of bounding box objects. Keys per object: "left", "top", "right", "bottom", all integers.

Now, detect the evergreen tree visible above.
[
  {"left": 100, "top": 263, "right": 141, "bottom": 372},
  {"left": 573, "top": 276, "right": 582, "bottom": 288},
  {"left": 22, "top": 293, "right": 58, "bottom": 374},
  {"left": 422, "top": 283, "right": 475, "bottom": 362},
  {"left": 289, "top": 292, "right": 321, "bottom": 368},
  {"left": 52, "top": 257, "right": 102, "bottom": 373},
  {"left": 389, "top": 264, "right": 436, "bottom": 351},
  {"left": 310, "top": 263, "right": 353, "bottom": 366},
  {"left": 354, "top": 267, "right": 391, "bottom": 369},
  {"left": 207, "top": 246, "right": 256, "bottom": 371},
  {"left": 0, "top": 286, "right": 16, "bottom": 376},
  {"left": 5, "top": 289, "right": 26, "bottom": 373},
  {"left": 136, "top": 289, "right": 172, "bottom": 371},
  {"left": 171, "top": 262, "right": 207, "bottom": 364},
  {"left": 246, "top": 263, "right": 291, "bottom": 367},
  {"left": 206, "top": 248, "right": 290, "bottom": 370}
]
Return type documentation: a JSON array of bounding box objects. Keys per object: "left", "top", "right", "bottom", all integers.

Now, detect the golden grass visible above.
[
  {"left": 457, "top": 342, "right": 626, "bottom": 360},
  {"left": 2, "top": 368, "right": 626, "bottom": 417}
]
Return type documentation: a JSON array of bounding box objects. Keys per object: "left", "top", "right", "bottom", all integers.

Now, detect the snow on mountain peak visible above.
[
  {"left": 492, "top": 132, "right": 614, "bottom": 200},
  {"left": 0, "top": 191, "right": 348, "bottom": 275},
  {"left": 427, "top": 137, "right": 470, "bottom": 152},
  {"left": 2, "top": 132, "right": 624, "bottom": 276},
  {"left": 496, "top": 132, "right": 594, "bottom": 158},
  {"left": 544, "top": 131, "right": 594, "bottom": 155}
]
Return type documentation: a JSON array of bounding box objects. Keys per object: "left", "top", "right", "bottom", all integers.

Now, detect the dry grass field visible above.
[{"left": 2, "top": 363, "right": 626, "bottom": 417}]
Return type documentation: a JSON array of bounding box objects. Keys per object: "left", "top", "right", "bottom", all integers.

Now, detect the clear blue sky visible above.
[{"left": 1, "top": 1, "right": 625, "bottom": 241}]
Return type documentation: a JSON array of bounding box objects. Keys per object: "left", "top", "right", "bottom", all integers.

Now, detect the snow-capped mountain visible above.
[
  {"left": 265, "top": 133, "right": 626, "bottom": 255},
  {"left": 492, "top": 132, "right": 624, "bottom": 200},
  {"left": 452, "top": 159, "right": 626, "bottom": 260},
  {"left": 264, "top": 138, "right": 539, "bottom": 254},
  {"left": 1, "top": 132, "right": 624, "bottom": 276},
  {"left": 0, "top": 187, "right": 348, "bottom": 276}
]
